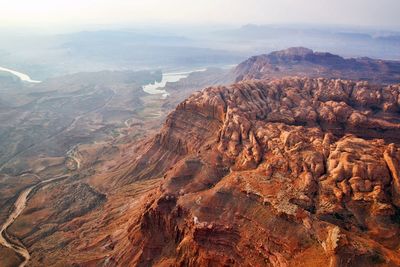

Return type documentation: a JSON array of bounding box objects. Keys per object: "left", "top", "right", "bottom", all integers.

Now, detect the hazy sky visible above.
[{"left": 1, "top": 0, "right": 399, "bottom": 30}]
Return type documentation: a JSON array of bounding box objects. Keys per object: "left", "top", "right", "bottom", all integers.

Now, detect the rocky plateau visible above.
[
  {"left": 2, "top": 48, "right": 400, "bottom": 267},
  {"left": 99, "top": 77, "right": 400, "bottom": 266}
]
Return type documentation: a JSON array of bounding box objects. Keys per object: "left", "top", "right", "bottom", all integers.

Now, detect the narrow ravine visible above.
[{"left": 0, "top": 174, "right": 68, "bottom": 266}]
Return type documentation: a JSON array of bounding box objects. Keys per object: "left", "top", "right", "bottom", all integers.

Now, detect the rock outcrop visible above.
[
  {"left": 17, "top": 75, "right": 400, "bottom": 266},
  {"left": 105, "top": 77, "right": 400, "bottom": 266}
]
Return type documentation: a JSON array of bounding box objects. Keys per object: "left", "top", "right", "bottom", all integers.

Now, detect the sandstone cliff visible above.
[{"left": 111, "top": 77, "right": 400, "bottom": 266}]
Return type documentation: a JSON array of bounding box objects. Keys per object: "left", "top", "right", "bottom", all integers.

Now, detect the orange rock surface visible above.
[{"left": 111, "top": 78, "right": 400, "bottom": 266}]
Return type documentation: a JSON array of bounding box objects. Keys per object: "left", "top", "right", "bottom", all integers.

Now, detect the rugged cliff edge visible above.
[
  {"left": 108, "top": 77, "right": 400, "bottom": 266},
  {"left": 8, "top": 48, "right": 400, "bottom": 266}
]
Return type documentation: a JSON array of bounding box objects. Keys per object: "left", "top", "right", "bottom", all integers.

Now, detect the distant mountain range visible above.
[
  {"left": 0, "top": 24, "right": 399, "bottom": 79},
  {"left": 234, "top": 47, "right": 400, "bottom": 84},
  {"left": 213, "top": 24, "right": 400, "bottom": 60}
]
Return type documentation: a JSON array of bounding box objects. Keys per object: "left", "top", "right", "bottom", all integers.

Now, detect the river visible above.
[
  {"left": 0, "top": 174, "right": 68, "bottom": 266},
  {"left": 0, "top": 66, "right": 41, "bottom": 83},
  {"left": 142, "top": 69, "right": 206, "bottom": 97}
]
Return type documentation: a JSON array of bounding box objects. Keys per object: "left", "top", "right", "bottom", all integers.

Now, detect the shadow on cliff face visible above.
[{"left": 110, "top": 77, "right": 400, "bottom": 266}]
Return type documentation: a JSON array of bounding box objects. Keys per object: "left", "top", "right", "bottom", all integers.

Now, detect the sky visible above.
[{"left": 0, "top": 0, "right": 399, "bottom": 31}]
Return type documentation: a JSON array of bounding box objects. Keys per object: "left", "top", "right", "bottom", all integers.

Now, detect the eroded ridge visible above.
[{"left": 110, "top": 78, "right": 400, "bottom": 266}]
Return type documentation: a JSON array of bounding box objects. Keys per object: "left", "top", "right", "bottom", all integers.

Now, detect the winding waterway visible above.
[
  {"left": 142, "top": 69, "right": 206, "bottom": 97},
  {"left": 0, "top": 175, "right": 68, "bottom": 266},
  {"left": 1, "top": 67, "right": 203, "bottom": 265},
  {"left": 0, "top": 66, "right": 41, "bottom": 83}
]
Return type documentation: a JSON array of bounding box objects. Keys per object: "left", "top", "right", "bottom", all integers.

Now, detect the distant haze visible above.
[{"left": 1, "top": 0, "right": 399, "bottom": 31}]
